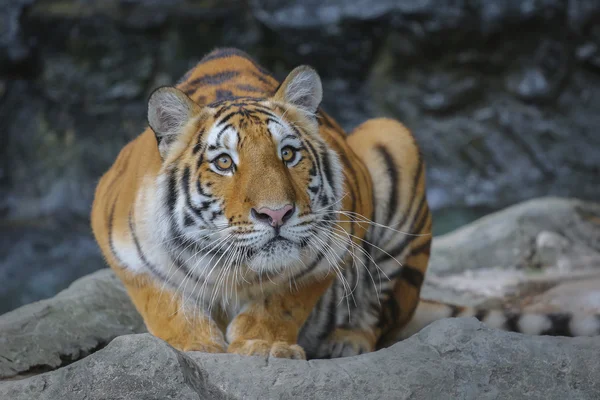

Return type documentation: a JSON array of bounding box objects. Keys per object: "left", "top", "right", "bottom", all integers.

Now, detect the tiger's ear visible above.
[
  {"left": 148, "top": 86, "right": 201, "bottom": 158},
  {"left": 272, "top": 66, "right": 322, "bottom": 115}
]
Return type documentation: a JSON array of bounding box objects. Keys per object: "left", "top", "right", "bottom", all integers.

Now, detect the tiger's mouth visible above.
[
  {"left": 243, "top": 232, "right": 304, "bottom": 274},
  {"left": 258, "top": 234, "right": 297, "bottom": 253}
]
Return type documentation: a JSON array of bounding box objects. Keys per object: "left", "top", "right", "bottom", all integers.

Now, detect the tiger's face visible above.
[{"left": 148, "top": 66, "right": 344, "bottom": 284}]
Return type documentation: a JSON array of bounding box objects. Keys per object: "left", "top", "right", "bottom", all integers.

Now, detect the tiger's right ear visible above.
[{"left": 148, "top": 86, "right": 201, "bottom": 158}]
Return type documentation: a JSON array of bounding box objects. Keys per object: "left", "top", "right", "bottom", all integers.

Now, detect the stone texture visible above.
[
  {"left": 428, "top": 197, "right": 600, "bottom": 276},
  {"left": 421, "top": 197, "right": 600, "bottom": 307},
  {"left": 0, "top": 269, "right": 144, "bottom": 379},
  {"left": 1, "top": 318, "right": 599, "bottom": 399}
]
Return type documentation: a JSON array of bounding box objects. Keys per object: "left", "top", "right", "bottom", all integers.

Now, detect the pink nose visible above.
[{"left": 252, "top": 204, "right": 295, "bottom": 227}]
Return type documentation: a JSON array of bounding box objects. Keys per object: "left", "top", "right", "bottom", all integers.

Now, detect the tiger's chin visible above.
[{"left": 246, "top": 238, "right": 304, "bottom": 276}]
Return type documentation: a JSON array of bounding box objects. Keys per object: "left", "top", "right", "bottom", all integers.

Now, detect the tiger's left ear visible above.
[
  {"left": 148, "top": 86, "right": 201, "bottom": 158},
  {"left": 272, "top": 66, "right": 323, "bottom": 115}
]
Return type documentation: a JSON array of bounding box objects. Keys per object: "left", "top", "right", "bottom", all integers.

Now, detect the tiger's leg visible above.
[
  {"left": 227, "top": 275, "right": 335, "bottom": 359},
  {"left": 115, "top": 269, "right": 227, "bottom": 352},
  {"left": 319, "top": 118, "right": 432, "bottom": 357}
]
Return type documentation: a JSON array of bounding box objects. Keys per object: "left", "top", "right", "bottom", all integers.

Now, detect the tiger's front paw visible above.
[
  {"left": 228, "top": 339, "right": 306, "bottom": 359},
  {"left": 321, "top": 329, "right": 376, "bottom": 358}
]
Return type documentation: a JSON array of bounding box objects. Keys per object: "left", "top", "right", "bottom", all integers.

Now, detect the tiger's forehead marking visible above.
[{"left": 203, "top": 99, "right": 299, "bottom": 152}]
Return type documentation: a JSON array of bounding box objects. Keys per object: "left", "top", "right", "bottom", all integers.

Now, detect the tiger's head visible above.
[{"left": 147, "top": 66, "right": 344, "bottom": 284}]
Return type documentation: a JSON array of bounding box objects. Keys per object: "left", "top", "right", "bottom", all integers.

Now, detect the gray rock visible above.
[
  {"left": 0, "top": 269, "right": 144, "bottom": 380},
  {"left": 429, "top": 197, "right": 600, "bottom": 276},
  {"left": 1, "top": 318, "right": 599, "bottom": 399}
]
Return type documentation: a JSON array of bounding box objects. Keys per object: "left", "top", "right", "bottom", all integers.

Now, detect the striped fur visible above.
[{"left": 91, "top": 48, "right": 598, "bottom": 361}]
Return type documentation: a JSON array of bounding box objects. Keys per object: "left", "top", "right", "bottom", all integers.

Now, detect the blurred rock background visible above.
[{"left": 1, "top": 0, "right": 599, "bottom": 313}]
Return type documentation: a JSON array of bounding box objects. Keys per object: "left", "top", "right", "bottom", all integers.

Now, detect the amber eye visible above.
[
  {"left": 213, "top": 154, "right": 233, "bottom": 171},
  {"left": 281, "top": 146, "right": 296, "bottom": 163}
]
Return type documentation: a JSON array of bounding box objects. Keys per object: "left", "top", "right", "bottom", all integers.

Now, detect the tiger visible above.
[{"left": 91, "top": 48, "right": 600, "bottom": 360}]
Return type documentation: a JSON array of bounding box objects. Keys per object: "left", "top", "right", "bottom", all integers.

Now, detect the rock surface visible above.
[
  {"left": 422, "top": 197, "right": 600, "bottom": 306},
  {"left": 1, "top": 319, "right": 599, "bottom": 399},
  {"left": 429, "top": 197, "right": 600, "bottom": 275},
  {"left": 2, "top": 0, "right": 600, "bottom": 312},
  {"left": 0, "top": 269, "right": 145, "bottom": 379}
]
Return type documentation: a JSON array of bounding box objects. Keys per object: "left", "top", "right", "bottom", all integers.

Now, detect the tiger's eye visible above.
[
  {"left": 281, "top": 146, "right": 296, "bottom": 162},
  {"left": 214, "top": 154, "right": 233, "bottom": 171}
]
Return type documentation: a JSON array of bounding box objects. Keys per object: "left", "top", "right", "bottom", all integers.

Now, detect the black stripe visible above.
[
  {"left": 375, "top": 145, "right": 399, "bottom": 227},
  {"left": 166, "top": 168, "right": 179, "bottom": 214},
  {"left": 361, "top": 238, "right": 375, "bottom": 289},
  {"left": 187, "top": 70, "right": 240, "bottom": 87},
  {"left": 196, "top": 153, "right": 204, "bottom": 170},
  {"left": 505, "top": 313, "right": 521, "bottom": 332},
  {"left": 378, "top": 296, "right": 400, "bottom": 331},
  {"left": 182, "top": 167, "right": 209, "bottom": 225},
  {"left": 409, "top": 237, "right": 432, "bottom": 256},
  {"left": 244, "top": 106, "right": 278, "bottom": 119},
  {"left": 183, "top": 212, "right": 195, "bottom": 227},
  {"left": 192, "top": 131, "right": 205, "bottom": 155},
  {"left": 216, "top": 110, "right": 240, "bottom": 125},
  {"left": 196, "top": 174, "right": 211, "bottom": 197},
  {"left": 541, "top": 314, "right": 572, "bottom": 336},
  {"left": 296, "top": 130, "right": 322, "bottom": 195},
  {"left": 215, "top": 123, "right": 233, "bottom": 146},
  {"left": 385, "top": 158, "right": 423, "bottom": 245},
  {"left": 474, "top": 309, "right": 488, "bottom": 322},
  {"left": 250, "top": 70, "right": 277, "bottom": 88},
  {"left": 320, "top": 147, "right": 336, "bottom": 197},
  {"left": 387, "top": 265, "right": 424, "bottom": 288},
  {"left": 216, "top": 89, "right": 234, "bottom": 101},
  {"left": 318, "top": 286, "right": 337, "bottom": 340},
  {"left": 450, "top": 305, "right": 463, "bottom": 317},
  {"left": 380, "top": 195, "right": 428, "bottom": 262}
]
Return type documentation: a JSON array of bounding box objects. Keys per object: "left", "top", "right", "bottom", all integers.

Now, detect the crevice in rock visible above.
[
  {"left": 1, "top": 339, "right": 110, "bottom": 382},
  {"left": 171, "top": 347, "right": 231, "bottom": 400}
]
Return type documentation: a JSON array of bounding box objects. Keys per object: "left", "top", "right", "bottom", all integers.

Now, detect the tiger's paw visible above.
[
  {"left": 322, "top": 329, "right": 376, "bottom": 358},
  {"left": 228, "top": 339, "right": 306, "bottom": 359}
]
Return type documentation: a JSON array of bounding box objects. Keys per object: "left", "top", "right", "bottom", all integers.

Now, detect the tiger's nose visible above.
[{"left": 251, "top": 204, "right": 295, "bottom": 227}]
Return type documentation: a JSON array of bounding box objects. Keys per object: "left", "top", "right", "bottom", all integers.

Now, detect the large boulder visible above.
[{"left": 1, "top": 319, "right": 599, "bottom": 399}]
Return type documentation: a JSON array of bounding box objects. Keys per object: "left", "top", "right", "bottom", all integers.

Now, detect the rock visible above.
[
  {"left": 0, "top": 0, "right": 37, "bottom": 73},
  {"left": 421, "top": 197, "right": 600, "bottom": 307},
  {"left": 1, "top": 318, "right": 600, "bottom": 399},
  {"left": 0, "top": 269, "right": 145, "bottom": 380},
  {"left": 428, "top": 197, "right": 600, "bottom": 276},
  {"left": 505, "top": 40, "right": 570, "bottom": 103}
]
